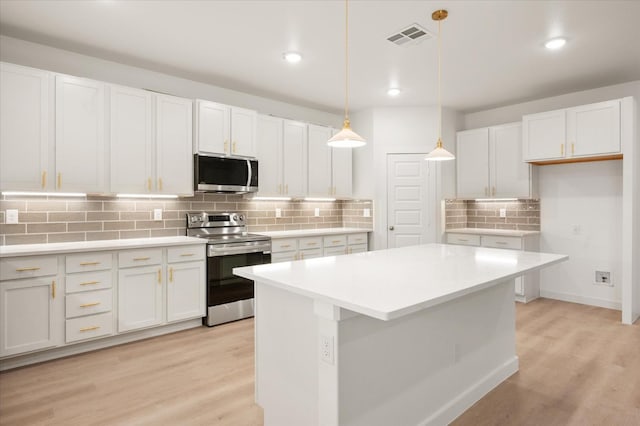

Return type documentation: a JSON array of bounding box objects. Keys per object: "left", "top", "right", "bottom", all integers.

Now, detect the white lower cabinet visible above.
[
  {"left": 118, "top": 264, "right": 164, "bottom": 333},
  {"left": 270, "top": 232, "right": 369, "bottom": 263},
  {"left": 167, "top": 260, "right": 205, "bottom": 323},
  {"left": 446, "top": 232, "right": 540, "bottom": 302}
]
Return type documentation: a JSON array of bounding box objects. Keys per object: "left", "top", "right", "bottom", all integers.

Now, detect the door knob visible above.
[{"left": 388, "top": 226, "right": 394, "bottom": 231}]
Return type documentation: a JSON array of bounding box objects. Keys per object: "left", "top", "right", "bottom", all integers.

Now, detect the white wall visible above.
[
  {"left": 463, "top": 82, "right": 640, "bottom": 319},
  {"left": 0, "top": 35, "right": 341, "bottom": 127},
  {"left": 352, "top": 107, "right": 460, "bottom": 250}
]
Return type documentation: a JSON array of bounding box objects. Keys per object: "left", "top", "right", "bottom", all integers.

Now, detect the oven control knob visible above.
[
  {"left": 232, "top": 214, "right": 239, "bottom": 221},
  {"left": 239, "top": 214, "right": 245, "bottom": 221}
]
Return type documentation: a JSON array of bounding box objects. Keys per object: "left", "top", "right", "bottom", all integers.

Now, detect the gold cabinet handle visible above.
[
  {"left": 80, "top": 302, "right": 101, "bottom": 308},
  {"left": 148, "top": 177, "right": 152, "bottom": 191},
  {"left": 169, "top": 267, "right": 173, "bottom": 282},
  {"left": 133, "top": 257, "right": 150, "bottom": 261},
  {"left": 571, "top": 143, "right": 575, "bottom": 155},
  {"left": 300, "top": 252, "right": 304, "bottom": 260},
  {"left": 492, "top": 186, "right": 496, "bottom": 196},
  {"left": 52, "top": 280, "right": 56, "bottom": 299},
  {"left": 158, "top": 178, "right": 163, "bottom": 191},
  {"left": 80, "top": 326, "right": 100, "bottom": 332},
  {"left": 278, "top": 184, "right": 282, "bottom": 194},
  {"left": 180, "top": 253, "right": 195, "bottom": 257},
  {"left": 561, "top": 144, "right": 564, "bottom": 156},
  {"left": 57, "top": 172, "right": 61, "bottom": 189},
  {"left": 80, "top": 281, "right": 100, "bottom": 286},
  {"left": 285, "top": 184, "right": 288, "bottom": 194},
  {"left": 16, "top": 267, "right": 40, "bottom": 272},
  {"left": 41, "top": 171, "right": 47, "bottom": 189},
  {"left": 157, "top": 269, "right": 162, "bottom": 284},
  {"left": 80, "top": 261, "right": 101, "bottom": 266},
  {"left": 224, "top": 140, "right": 229, "bottom": 154}
]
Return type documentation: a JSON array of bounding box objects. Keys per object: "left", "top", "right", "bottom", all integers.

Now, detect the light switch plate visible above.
[
  {"left": 499, "top": 208, "right": 506, "bottom": 218},
  {"left": 363, "top": 208, "right": 371, "bottom": 218},
  {"left": 275, "top": 208, "right": 282, "bottom": 218},
  {"left": 6, "top": 209, "right": 19, "bottom": 224},
  {"left": 314, "top": 208, "right": 320, "bottom": 217},
  {"left": 153, "top": 209, "right": 162, "bottom": 221}
]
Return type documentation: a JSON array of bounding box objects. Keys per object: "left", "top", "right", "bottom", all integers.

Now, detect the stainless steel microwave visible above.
[{"left": 194, "top": 154, "right": 258, "bottom": 194}]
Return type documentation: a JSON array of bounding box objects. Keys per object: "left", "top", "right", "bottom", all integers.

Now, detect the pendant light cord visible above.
[
  {"left": 437, "top": 17, "right": 442, "bottom": 142},
  {"left": 345, "top": 0, "right": 350, "bottom": 122}
]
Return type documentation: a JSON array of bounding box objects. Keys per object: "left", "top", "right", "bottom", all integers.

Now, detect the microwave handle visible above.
[{"left": 246, "top": 159, "right": 252, "bottom": 187}]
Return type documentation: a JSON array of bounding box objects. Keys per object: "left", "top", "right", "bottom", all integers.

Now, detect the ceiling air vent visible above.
[{"left": 387, "top": 24, "right": 434, "bottom": 46}]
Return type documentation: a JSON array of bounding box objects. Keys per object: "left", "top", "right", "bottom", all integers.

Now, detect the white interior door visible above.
[{"left": 387, "top": 154, "right": 435, "bottom": 248}]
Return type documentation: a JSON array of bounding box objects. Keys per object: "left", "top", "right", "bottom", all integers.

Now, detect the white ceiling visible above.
[{"left": 1, "top": 0, "right": 639, "bottom": 114}]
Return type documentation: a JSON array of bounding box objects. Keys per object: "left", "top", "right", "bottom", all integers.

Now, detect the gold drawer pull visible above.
[
  {"left": 16, "top": 267, "right": 40, "bottom": 272},
  {"left": 80, "top": 281, "right": 100, "bottom": 286},
  {"left": 354, "top": 238, "right": 363, "bottom": 242},
  {"left": 458, "top": 239, "right": 469, "bottom": 242},
  {"left": 80, "top": 326, "right": 100, "bottom": 332},
  {"left": 306, "top": 242, "right": 317, "bottom": 246},
  {"left": 80, "top": 302, "right": 101, "bottom": 308},
  {"left": 280, "top": 244, "right": 291, "bottom": 248},
  {"left": 133, "top": 257, "right": 151, "bottom": 261},
  {"left": 495, "top": 242, "right": 508, "bottom": 245},
  {"left": 331, "top": 240, "right": 341, "bottom": 244},
  {"left": 80, "top": 261, "right": 101, "bottom": 266},
  {"left": 180, "top": 253, "right": 195, "bottom": 257}
]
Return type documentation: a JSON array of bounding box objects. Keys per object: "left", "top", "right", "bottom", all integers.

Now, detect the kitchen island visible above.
[{"left": 234, "top": 243, "right": 567, "bottom": 426}]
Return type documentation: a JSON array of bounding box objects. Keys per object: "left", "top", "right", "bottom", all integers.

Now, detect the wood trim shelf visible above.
[{"left": 529, "top": 153, "right": 623, "bottom": 166}]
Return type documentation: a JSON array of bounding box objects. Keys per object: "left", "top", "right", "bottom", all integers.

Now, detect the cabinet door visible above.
[
  {"left": 282, "top": 120, "right": 307, "bottom": 198},
  {"left": 195, "top": 100, "right": 229, "bottom": 155},
  {"left": 332, "top": 145, "right": 352, "bottom": 199},
  {"left": 118, "top": 266, "right": 163, "bottom": 332},
  {"left": 256, "top": 115, "right": 283, "bottom": 196},
  {"left": 491, "top": 123, "right": 531, "bottom": 198},
  {"left": 0, "top": 277, "right": 58, "bottom": 357},
  {"left": 167, "top": 261, "right": 205, "bottom": 322},
  {"left": 55, "top": 75, "right": 106, "bottom": 193},
  {"left": 230, "top": 107, "right": 257, "bottom": 157},
  {"left": 567, "top": 100, "right": 620, "bottom": 157},
  {"left": 0, "top": 63, "right": 52, "bottom": 191},
  {"left": 156, "top": 94, "right": 193, "bottom": 195},
  {"left": 456, "top": 128, "right": 489, "bottom": 199},
  {"left": 109, "top": 85, "right": 153, "bottom": 193},
  {"left": 307, "top": 124, "right": 332, "bottom": 197},
  {"left": 271, "top": 251, "right": 297, "bottom": 263},
  {"left": 522, "top": 109, "right": 566, "bottom": 161}
]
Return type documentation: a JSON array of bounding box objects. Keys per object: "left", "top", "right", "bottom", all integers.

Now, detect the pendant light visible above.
[
  {"left": 327, "top": 0, "right": 366, "bottom": 148},
  {"left": 425, "top": 9, "right": 455, "bottom": 161}
]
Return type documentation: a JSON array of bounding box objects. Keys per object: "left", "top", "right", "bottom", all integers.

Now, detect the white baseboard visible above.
[
  {"left": 420, "top": 356, "right": 519, "bottom": 426},
  {"left": 540, "top": 290, "right": 621, "bottom": 311}
]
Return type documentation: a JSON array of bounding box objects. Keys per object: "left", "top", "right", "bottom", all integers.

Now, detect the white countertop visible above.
[
  {"left": 234, "top": 243, "right": 567, "bottom": 321},
  {"left": 0, "top": 236, "right": 206, "bottom": 257},
  {"left": 446, "top": 228, "right": 540, "bottom": 237},
  {"left": 258, "top": 227, "right": 372, "bottom": 239}
]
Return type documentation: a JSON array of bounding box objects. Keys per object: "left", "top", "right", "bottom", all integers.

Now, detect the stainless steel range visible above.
[{"left": 186, "top": 212, "right": 271, "bottom": 327}]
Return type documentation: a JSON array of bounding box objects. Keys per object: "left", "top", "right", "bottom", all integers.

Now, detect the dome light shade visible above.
[
  {"left": 327, "top": 119, "right": 366, "bottom": 148},
  {"left": 424, "top": 138, "right": 455, "bottom": 161}
]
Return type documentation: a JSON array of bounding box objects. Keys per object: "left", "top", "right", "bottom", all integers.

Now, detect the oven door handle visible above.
[{"left": 208, "top": 243, "right": 271, "bottom": 257}]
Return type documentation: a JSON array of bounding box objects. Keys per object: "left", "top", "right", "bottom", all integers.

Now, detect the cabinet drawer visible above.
[
  {"left": 271, "top": 252, "right": 298, "bottom": 263},
  {"left": 324, "top": 246, "right": 347, "bottom": 256},
  {"left": 66, "top": 270, "right": 112, "bottom": 293},
  {"left": 348, "top": 244, "right": 368, "bottom": 254},
  {"left": 0, "top": 256, "right": 58, "bottom": 281},
  {"left": 65, "top": 312, "right": 113, "bottom": 343},
  {"left": 167, "top": 245, "right": 205, "bottom": 263},
  {"left": 66, "top": 289, "right": 113, "bottom": 319},
  {"left": 347, "top": 233, "right": 367, "bottom": 245},
  {"left": 298, "top": 237, "right": 322, "bottom": 250},
  {"left": 66, "top": 252, "right": 112, "bottom": 273},
  {"left": 324, "top": 235, "right": 347, "bottom": 248},
  {"left": 481, "top": 235, "right": 522, "bottom": 250},
  {"left": 446, "top": 233, "right": 481, "bottom": 246},
  {"left": 118, "top": 248, "right": 162, "bottom": 268},
  {"left": 272, "top": 238, "right": 297, "bottom": 253},
  {"left": 299, "top": 248, "right": 323, "bottom": 260}
]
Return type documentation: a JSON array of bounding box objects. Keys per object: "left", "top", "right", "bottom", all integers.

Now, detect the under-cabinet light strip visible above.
[
  {"left": 251, "top": 196, "right": 292, "bottom": 201},
  {"left": 474, "top": 198, "right": 518, "bottom": 202},
  {"left": 2, "top": 191, "right": 86, "bottom": 197},
  {"left": 304, "top": 198, "right": 337, "bottom": 202},
  {"left": 116, "top": 194, "right": 178, "bottom": 199}
]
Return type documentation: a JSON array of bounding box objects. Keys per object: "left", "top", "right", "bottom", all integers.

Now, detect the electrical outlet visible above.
[
  {"left": 314, "top": 207, "right": 320, "bottom": 217},
  {"left": 320, "top": 335, "right": 334, "bottom": 364},
  {"left": 595, "top": 271, "right": 613, "bottom": 286},
  {"left": 153, "top": 208, "right": 162, "bottom": 221},
  {"left": 499, "top": 208, "right": 506, "bottom": 218},
  {"left": 275, "top": 208, "right": 282, "bottom": 218},
  {"left": 363, "top": 208, "right": 371, "bottom": 218},
  {"left": 6, "top": 209, "right": 19, "bottom": 224}
]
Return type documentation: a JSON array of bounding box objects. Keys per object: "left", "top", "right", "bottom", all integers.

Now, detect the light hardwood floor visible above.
[{"left": 0, "top": 298, "right": 638, "bottom": 425}]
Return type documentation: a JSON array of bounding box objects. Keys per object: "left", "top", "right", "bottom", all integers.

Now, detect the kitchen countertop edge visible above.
[{"left": 445, "top": 228, "right": 540, "bottom": 237}]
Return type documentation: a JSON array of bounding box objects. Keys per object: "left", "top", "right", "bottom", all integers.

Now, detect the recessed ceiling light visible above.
[
  {"left": 545, "top": 37, "right": 567, "bottom": 50},
  {"left": 283, "top": 51, "right": 302, "bottom": 64},
  {"left": 387, "top": 88, "right": 401, "bottom": 97}
]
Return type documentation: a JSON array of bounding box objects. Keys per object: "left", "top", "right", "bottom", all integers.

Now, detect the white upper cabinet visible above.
[
  {"left": 109, "top": 85, "right": 154, "bottom": 194},
  {"left": 0, "top": 63, "right": 53, "bottom": 192},
  {"left": 307, "top": 125, "right": 353, "bottom": 199},
  {"left": 457, "top": 123, "right": 534, "bottom": 199},
  {"left": 256, "top": 115, "right": 283, "bottom": 196},
  {"left": 307, "top": 124, "right": 332, "bottom": 197},
  {"left": 156, "top": 94, "right": 193, "bottom": 195},
  {"left": 194, "top": 100, "right": 256, "bottom": 157},
  {"left": 456, "top": 128, "right": 489, "bottom": 199},
  {"left": 523, "top": 99, "right": 621, "bottom": 162},
  {"left": 282, "top": 120, "right": 307, "bottom": 198},
  {"left": 55, "top": 75, "right": 106, "bottom": 193}
]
